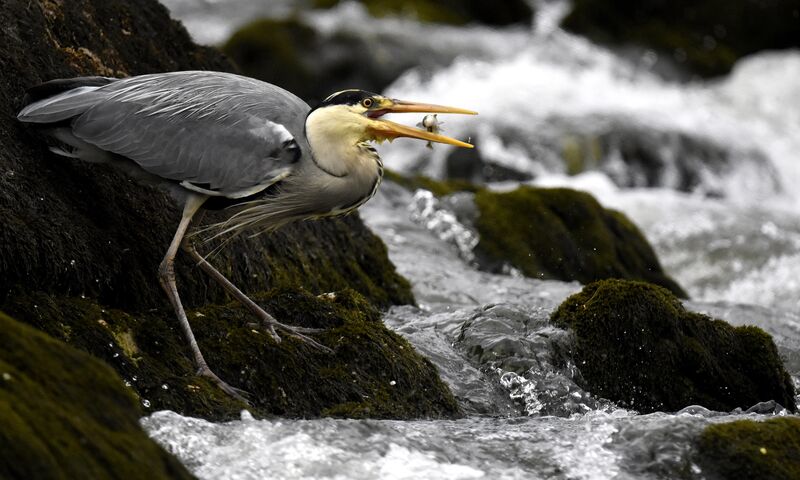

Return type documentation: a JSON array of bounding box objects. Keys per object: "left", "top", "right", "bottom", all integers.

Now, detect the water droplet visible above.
[
  {"left": 2, "top": 372, "right": 12, "bottom": 381},
  {"left": 161, "top": 384, "right": 169, "bottom": 390},
  {"left": 142, "top": 399, "right": 151, "bottom": 408},
  {"left": 389, "top": 380, "right": 397, "bottom": 386}
]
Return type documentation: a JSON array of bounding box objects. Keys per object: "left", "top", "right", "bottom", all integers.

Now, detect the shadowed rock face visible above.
[
  {"left": 0, "top": 0, "right": 461, "bottom": 424},
  {"left": 551, "top": 279, "right": 796, "bottom": 413},
  {"left": 562, "top": 0, "right": 800, "bottom": 78}
]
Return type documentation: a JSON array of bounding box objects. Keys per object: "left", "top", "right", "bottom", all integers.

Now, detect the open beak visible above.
[{"left": 366, "top": 99, "right": 477, "bottom": 148}]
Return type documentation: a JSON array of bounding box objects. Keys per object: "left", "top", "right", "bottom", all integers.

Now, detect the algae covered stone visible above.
[
  {"left": 550, "top": 279, "right": 796, "bottom": 413},
  {"left": 313, "top": 0, "right": 534, "bottom": 26},
  {"left": 0, "top": 312, "right": 192, "bottom": 480},
  {"left": 562, "top": 0, "right": 800, "bottom": 77},
  {"left": 696, "top": 417, "right": 800, "bottom": 480},
  {"left": 473, "top": 186, "right": 686, "bottom": 297},
  {"left": 5, "top": 289, "right": 459, "bottom": 421}
]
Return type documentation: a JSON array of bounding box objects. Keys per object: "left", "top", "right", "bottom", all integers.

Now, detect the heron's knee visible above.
[{"left": 158, "top": 257, "right": 175, "bottom": 287}]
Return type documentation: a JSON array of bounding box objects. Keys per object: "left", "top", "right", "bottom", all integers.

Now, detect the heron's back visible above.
[{"left": 18, "top": 71, "right": 312, "bottom": 197}]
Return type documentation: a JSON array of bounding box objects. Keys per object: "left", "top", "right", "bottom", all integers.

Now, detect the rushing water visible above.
[{"left": 148, "top": 1, "right": 800, "bottom": 478}]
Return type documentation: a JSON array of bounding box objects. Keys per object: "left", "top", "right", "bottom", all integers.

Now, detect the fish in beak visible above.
[{"left": 365, "top": 98, "right": 477, "bottom": 148}]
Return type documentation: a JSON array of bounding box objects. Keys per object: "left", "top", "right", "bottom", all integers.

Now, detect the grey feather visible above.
[{"left": 19, "top": 71, "right": 310, "bottom": 196}]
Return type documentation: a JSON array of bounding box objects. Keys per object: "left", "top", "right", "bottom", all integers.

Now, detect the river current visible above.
[{"left": 144, "top": 2, "right": 800, "bottom": 478}]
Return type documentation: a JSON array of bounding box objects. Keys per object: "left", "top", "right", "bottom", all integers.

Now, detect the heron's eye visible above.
[{"left": 362, "top": 98, "right": 374, "bottom": 108}]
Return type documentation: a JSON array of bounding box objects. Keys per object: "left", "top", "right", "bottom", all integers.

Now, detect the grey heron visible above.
[{"left": 17, "top": 71, "right": 476, "bottom": 402}]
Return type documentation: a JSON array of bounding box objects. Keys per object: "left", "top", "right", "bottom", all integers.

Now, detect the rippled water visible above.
[{"left": 150, "top": 1, "right": 800, "bottom": 478}]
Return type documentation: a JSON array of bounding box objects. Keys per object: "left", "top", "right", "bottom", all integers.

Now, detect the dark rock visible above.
[
  {"left": 445, "top": 140, "right": 534, "bottom": 184},
  {"left": 695, "top": 417, "right": 800, "bottom": 480},
  {"left": 560, "top": 123, "right": 780, "bottom": 197},
  {"left": 314, "top": 0, "right": 534, "bottom": 26},
  {"left": 222, "top": 17, "right": 453, "bottom": 105},
  {"left": 384, "top": 169, "right": 481, "bottom": 197},
  {"left": 5, "top": 289, "right": 459, "bottom": 420},
  {"left": 551, "top": 279, "right": 797, "bottom": 413},
  {"left": 562, "top": 0, "right": 800, "bottom": 78},
  {"left": 0, "top": 311, "right": 193, "bottom": 480},
  {"left": 473, "top": 186, "right": 686, "bottom": 297}
]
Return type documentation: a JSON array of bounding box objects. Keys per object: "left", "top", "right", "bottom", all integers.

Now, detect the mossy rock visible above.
[
  {"left": 4, "top": 289, "right": 459, "bottom": 421},
  {"left": 551, "top": 279, "right": 796, "bottom": 413},
  {"left": 562, "top": 0, "right": 800, "bottom": 77},
  {"left": 221, "top": 17, "right": 319, "bottom": 102},
  {"left": 473, "top": 186, "right": 686, "bottom": 297},
  {"left": 695, "top": 417, "right": 800, "bottom": 480},
  {"left": 0, "top": 311, "right": 192, "bottom": 480},
  {"left": 221, "top": 16, "right": 450, "bottom": 105},
  {"left": 314, "top": 0, "right": 534, "bottom": 26},
  {"left": 383, "top": 169, "right": 482, "bottom": 197}
]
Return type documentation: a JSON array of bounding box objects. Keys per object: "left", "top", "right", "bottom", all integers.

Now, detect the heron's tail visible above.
[{"left": 17, "top": 76, "right": 118, "bottom": 124}]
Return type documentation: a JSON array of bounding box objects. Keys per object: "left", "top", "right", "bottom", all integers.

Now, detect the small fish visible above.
[{"left": 417, "top": 114, "right": 443, "bottom": 149}]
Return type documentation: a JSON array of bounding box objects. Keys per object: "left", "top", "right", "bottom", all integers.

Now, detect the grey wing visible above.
[{"left": 70, "top": 72, "right": 311, "bottom": 196}]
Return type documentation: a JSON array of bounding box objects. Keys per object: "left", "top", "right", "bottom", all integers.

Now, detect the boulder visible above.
[
  {"left": 562, "top": 0, "right": 800, "bottom": 78},
  {"left": 5, "top": 289, "right": 459, "bottom": 420},
  {"left": 551, "top": 279, "right": 796, "bottom": 413},
  {"left": 695, "top": 417, "right": 800, "bottom": 480},
  {"left": 0, "top": 312, "right": 193, "bottom": 480},
  {"left": 473, "top": 187, "right": 686, "bottom": 297},
  {"left": 314, "top": 0, "right": 534, "bottom": 26}
]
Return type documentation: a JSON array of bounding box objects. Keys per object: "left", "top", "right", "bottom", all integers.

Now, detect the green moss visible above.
[
  {"left": 4, "top": 289, "right": 458, "bottom": 421},
  {"left": 313, "top": 0, "right": 534, "bottom": 26},
  {"left": 696, "top": 417, "right": 800, "bottom": 480},
  {"left": 222, "top": 17, "right": 318, "bottom": 101},
  {"left": 562, "top": 0, "right": 800, "bottom": 77},
  {"left": 551, "top": 279, "right": 796, "bottom": 413},
  {"left": 473, "top": 186, "right": 686, "bottom": 296},
  {"left": 383, "top": 169, "right": 481, "bottom": 197},
  {"left": 0, "top": 311, "right": 192, "bottom": 480}
]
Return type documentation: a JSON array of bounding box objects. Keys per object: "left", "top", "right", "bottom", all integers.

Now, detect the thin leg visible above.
[
  {"left": 159, "top": 194, "right": 249, "bottom": 404},
  {"left": 181, "top": 242, "right": 332, "bottom": 353}
]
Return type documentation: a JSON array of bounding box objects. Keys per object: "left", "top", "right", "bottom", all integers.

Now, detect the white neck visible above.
[{"left": 305, "top": 106, "right": 374, "bottom": 177}]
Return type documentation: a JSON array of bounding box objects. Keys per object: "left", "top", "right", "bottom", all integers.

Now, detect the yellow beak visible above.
[{"left": 366, "top": 99, "right": 477, "bottom": 148}]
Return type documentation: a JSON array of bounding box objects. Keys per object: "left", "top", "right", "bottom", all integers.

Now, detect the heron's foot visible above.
[
  {"left": 197, "top": 365, "right": 251, "bottom": 405},
  {"left": 248, "top": 313, "right": 332, "bottom": 353}
]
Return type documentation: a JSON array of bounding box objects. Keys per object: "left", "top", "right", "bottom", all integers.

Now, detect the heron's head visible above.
[{"left": 306, "top": 89, "right": 476, "bottom": 149}]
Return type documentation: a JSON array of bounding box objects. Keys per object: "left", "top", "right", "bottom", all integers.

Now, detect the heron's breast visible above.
[{"left": 309, "top": 157, "right": 384, "bottom": 219}]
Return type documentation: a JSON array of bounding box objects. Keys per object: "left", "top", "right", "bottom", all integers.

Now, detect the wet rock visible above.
[
  {"left": 559, "top": 123, "right": 780, "bottom": 197},
  {"left": 695, "top": 417, "right": 800, "bottom": 480},
  {"left": 562, "top": 0, "right": 800, "bottom": 78},
  {"left": 222, "top": 16, "right": 458, "bottom": 105},
  {"left": 472, "top": 187, "right": 686, "bottom": 297},
  {"left": 314, "top": 0, "right": 534, "bottom": 26},
  {"left": 551, "top": 279, "right": 797, "bottom": 413},
  {"left": 5, "top": 289, "right": 459, "bottom": 421},
  {"left": 445, "top": 141, "right": 534, "bottom": 184},
  {"left": 0, "top": 311, "right": 193, "bottom": 479}
]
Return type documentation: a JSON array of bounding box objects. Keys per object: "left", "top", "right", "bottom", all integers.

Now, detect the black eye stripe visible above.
[{"left": 317, "top": 89, "right": 379, "bottom": 108}]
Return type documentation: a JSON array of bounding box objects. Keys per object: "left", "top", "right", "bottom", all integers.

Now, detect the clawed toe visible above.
[{"left": 198, "top": 366, "right": 251, "bottom": 405}]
